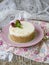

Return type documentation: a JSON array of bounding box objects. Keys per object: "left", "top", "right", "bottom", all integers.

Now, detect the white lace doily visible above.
[{"left": 0, "top": 0, "right": 49, "bottom": 27}]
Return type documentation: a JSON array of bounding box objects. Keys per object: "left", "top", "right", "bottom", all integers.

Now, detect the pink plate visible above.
[{"left": 1, "top": 23, "right": 44, "bottom": 47}]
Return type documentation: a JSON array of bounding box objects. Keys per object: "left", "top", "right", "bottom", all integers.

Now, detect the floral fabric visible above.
[{"left": 0, "top": 20, "right": 49, "bottom": 63}]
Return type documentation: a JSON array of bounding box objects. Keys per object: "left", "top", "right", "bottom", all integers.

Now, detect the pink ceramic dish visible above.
[{"left": 1, "top": 23, "right": 44, "bottom": 47}]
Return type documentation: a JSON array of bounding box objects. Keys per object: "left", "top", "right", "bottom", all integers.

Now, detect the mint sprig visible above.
[{"left": 15, "top": 20, "right": 22, "bottom": 28}]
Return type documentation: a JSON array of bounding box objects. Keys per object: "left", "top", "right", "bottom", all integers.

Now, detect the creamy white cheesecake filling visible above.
[{"left": 9, "top": 21, "right": 35, "bottom": 37}]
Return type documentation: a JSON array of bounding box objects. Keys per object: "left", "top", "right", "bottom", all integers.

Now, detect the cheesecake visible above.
[{"left": 9, "top": 20, "right": 35, "bottom": 43}]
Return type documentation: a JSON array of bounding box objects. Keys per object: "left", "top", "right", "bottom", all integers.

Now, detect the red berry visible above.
[{"left": 11, "top": 22, "right": 15, "bottom": 27}]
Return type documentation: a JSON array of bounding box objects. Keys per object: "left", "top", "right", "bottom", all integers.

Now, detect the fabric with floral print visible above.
[{"left": 0, "top": 20, "right": 49, "bottom": 63}]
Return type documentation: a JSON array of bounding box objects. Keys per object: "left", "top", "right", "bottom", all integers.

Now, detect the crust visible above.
[{"left": 9, "top": 31, "right": 35, "bottom": 43}]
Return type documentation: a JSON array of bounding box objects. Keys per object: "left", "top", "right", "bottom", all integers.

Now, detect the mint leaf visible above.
[{"left": 15, "top": 20, "right": 22, "bottom": 28}]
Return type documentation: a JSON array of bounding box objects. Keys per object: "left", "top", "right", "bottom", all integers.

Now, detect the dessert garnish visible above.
[
  {"left": 11, "top": 22, "right": 16, "bottom": 27},
  {"left": 11, "top": 20, "right": 22, "bottom": 28}
]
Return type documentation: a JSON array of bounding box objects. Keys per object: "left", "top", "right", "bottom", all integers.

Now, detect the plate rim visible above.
[{"left": 1, "top": 23, "right": 44, "bottom": 47}]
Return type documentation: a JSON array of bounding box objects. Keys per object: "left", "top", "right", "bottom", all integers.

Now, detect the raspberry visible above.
[{"left": 11, "top": 22, "right": 15, "bottom": 27}]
